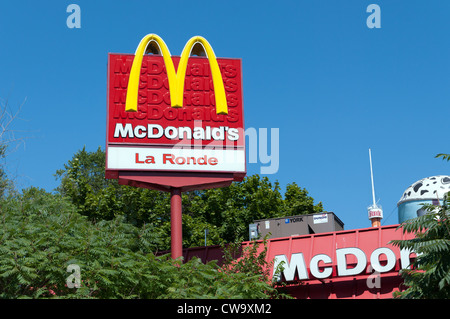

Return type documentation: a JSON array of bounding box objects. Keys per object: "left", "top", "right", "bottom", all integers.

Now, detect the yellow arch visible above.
[
  {"left": 125, "top": 34, "right": 177, "bottom": 112},
  {"left": 175, "top": 36, "right": 228, "bottom": 115},
  {"left": 125, "top": 34, "right": 228, "bottom": 115}
]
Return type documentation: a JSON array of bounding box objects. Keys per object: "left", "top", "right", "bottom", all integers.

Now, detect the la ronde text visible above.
[{"left": 135, "top": 153, "right": 218, "bottom": 166}]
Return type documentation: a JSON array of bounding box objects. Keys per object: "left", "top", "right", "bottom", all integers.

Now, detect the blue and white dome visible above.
[
  {"left": 397, "top": 175, "right": 450, "bottom": 223},
  {"left": 398, "top": 175, "right": 450, "bottom": 205}
]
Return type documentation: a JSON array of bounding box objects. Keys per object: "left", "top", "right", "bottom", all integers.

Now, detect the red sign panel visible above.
[{"left": 107, "top": 54, "right": 244, "bottom": 147}]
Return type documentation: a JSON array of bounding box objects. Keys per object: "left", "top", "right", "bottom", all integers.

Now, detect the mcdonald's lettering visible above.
[
  {"left": 113, "top": 123, "right": 240, "bottom": 142},
  {"left": 106, "top": 34, "right": 244, "bottom": 147}
]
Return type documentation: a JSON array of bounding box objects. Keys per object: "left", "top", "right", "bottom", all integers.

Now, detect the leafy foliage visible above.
[
  {"left": 0, "top": 144, "right": 13, "bottom": 198},
  {"left": 219, "top": 237, "right": 292, "bottom": 299},
  {"left": 390, "top": 192, "right": 450, "bottom": 298},
  {"left": 161, "top": 238, "right": 291, "bottom": 299},
  {"left": 390, "top": 152, "right": 450, "bottom": 298},
  {"left": 0, "top": 187, "right": 291, "bottom": 298},
  {"left": 0, "top": 146, "right": 325, "bottom": 298},
  {"left": 435, "top": 153, "right": 450, "bottom": 161}
]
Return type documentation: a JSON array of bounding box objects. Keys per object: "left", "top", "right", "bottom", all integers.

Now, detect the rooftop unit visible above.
[{"left": 249, "top": 212, "right": 344, "bottom": 240}]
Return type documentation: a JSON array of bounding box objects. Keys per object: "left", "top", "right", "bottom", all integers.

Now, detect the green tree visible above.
[
  {"left": 436, "top": 153, "right": 450, "bottom": 161},
  {"left": 0, "top": 98, "right": 26, "bottom": 198},
  {"left": 55, "top": 146, "right": 171, "bottom": 225},
  {"left": 284, "top": 182, "right": 323, "bottom": 216},
  {"left": 186, "top": 176, "right": 323, "bottom": 243},
  {"left": 0, "top": 144, "right": 11, "bottom": 198},
  {"left": 0, "top": 188, "right": 287, "bottom": 299},
  {"left": 55, "top": 147, "right": 324, "bottom": 249},
  {"left": 184, "top": 175, "right": 284, "bottom": 243},
  {"left": 390, "top": 200, "right": 450, "bottom": 298},
  {"left": 390, "top": 153, "right": 450, "bottom": 298}
]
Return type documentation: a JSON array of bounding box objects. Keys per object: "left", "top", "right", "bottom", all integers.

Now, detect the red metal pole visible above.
[{"left": 170, "top": 188, "right": 183, "bottom": 260}]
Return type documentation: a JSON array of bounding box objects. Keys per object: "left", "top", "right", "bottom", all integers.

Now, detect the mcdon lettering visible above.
[{"left": 273, "top": 246, "right": 415, "bottom": 281}]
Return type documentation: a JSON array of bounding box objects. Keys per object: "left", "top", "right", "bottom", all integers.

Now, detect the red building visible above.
[{"left": 179, "top": 224, "right": 415, "bottom": 299}]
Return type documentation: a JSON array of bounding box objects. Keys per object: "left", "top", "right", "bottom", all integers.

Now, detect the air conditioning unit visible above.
[{"left": 249, "top": 212, "right": 344, "bottom": 240}]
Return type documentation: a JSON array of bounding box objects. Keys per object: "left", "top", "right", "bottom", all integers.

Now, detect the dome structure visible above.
[{"left": 397, "top": 175, "right": 450, "bottom": 223}]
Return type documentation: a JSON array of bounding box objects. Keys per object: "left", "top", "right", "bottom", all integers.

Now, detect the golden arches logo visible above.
[{"left": 125, "top": 34, "right": 228, "bottom": 115}]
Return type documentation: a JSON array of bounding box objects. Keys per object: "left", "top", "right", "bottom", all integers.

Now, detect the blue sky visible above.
[{"left": 1, "top": 0, "right": 449, "bottom": 231}]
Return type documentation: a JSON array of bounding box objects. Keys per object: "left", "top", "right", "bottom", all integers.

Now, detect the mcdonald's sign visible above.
[{"left": 105, "top": 34, "right": 246, "bottom": 181}]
